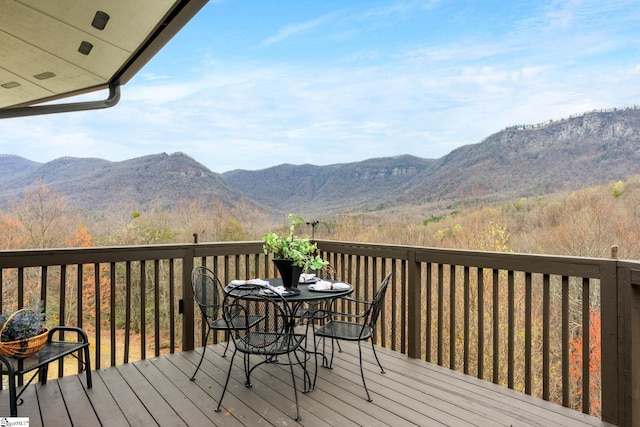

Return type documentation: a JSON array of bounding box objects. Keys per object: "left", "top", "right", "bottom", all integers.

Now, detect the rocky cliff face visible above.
[{"left": 395, "top": 108, "right": 640, "bottom": 207}]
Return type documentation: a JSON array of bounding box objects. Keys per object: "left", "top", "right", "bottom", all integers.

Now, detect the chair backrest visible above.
[
  {"left": 317, "top": 264, "right": 338, "bottom": 281},
  {"left": 367, "top": 273, "right": 392, "bottom": 328},
  {"left": 223, "top": 287, "right": 292, "bottom": 351},
  {"left": 191, "top": 266, "right": 225, "bottom": 322}
]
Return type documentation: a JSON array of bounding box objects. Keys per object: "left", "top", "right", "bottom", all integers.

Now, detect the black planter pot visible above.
[{"left": 273, "top": 259, "right": 302, "bottom": 288}]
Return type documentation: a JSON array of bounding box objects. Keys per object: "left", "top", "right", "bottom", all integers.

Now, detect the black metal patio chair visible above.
[
  {"left": 215, "top": 285, "right": 308, "bottom": 421},
  {"left": 313, "top": 272, "right": 392, "bottom": 402},
  {"left": 189, "top": 266, "right": 262, "bottom": 381}
]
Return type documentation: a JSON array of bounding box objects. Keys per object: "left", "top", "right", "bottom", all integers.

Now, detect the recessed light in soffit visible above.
[
  {"left": 34, "top": 72, "right": 56, "bottom": 80},
  {"left": 1, "top": 82, "right": 21, "bottom": 89},
  {"left": 91, "top": 11, "right": 110, "bottom": 30},
  {"left": 78, "top": 41, "right": 93, "bottom": 55}
]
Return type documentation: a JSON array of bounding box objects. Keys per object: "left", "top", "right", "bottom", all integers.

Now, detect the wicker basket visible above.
[{"left": 0, "top": 309, "right": 49, "bottom": 359}]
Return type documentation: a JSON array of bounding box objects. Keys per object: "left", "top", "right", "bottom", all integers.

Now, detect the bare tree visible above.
[{"left": 13, "top": 179, "right": 78, "bottom": 248}]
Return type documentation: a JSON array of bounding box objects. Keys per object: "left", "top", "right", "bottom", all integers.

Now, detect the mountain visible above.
[
  {"left": 0, "top": 154, "right": 41, "bottom": 180},
  {"left": 221, "top": 155, "right": 433, "bottom": 214},
  {"left": 1, "top": 108, "right": 639, "bottom": 217},
  {"left": 223, "top": 108, "right": 640, "bottom": 213},
  {"left": 398, "top": 108, "right": 640, "bottom": 206},
  {"left": 0, "top": 152, "right": 262, "bottom": 213}
]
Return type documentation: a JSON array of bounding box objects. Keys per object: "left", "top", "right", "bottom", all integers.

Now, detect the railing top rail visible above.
[
  {"left": 0, "top": 241, "right": 265, "bottom": 268},
  {"left": 193, "top": 241, "right": 264, "bottom": 257},
  {"left": 315, "top": 239, "right": 411, "bottom": 259},
  {"left": 315, "top": 239, "right": 632, "bottom": 278},
  {"left": 0, "top": 245, "right": 187, "bottom": 268},
  {"left": 2, "top": 240, "right": 634, "bottom": 279}
]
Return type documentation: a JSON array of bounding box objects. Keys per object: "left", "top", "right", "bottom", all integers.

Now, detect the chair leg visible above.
[
  {"left": 83, "top": 342, "right": 93, "bottom": 388},
  {"left": 371, "top": 340, "right": 385, "bottom": 374},
  {"left": 294, "top": 335, "right": 315, "bottom": 393},
  {"left": 310, "top": 337, "right": 320, "bottom": 390},
  {"left": 287, "top": 351, "right": 302, "bottom": 421},
  {"left": 305, "top": 319, "right": 328, "bottom": 385},
  {"left": 39, "top": 365, "right": 49, "bottom": 385},
  {"left": 243, "top": 353, "right": 252, "bottom": 387},
  {"left": 324, "top": 337, "right": 336, "bottom": 369},
  {"left": 222, "top": 332, "right": 231, "bottom": 357},
  {"left": 215, "top": 349, "right": 237, "bottom": 413},
  {"left": 357, "top": 341, "right": 372, "bottom": 402},
  {"left": 313, "top": 331, "right": 333, "bottom": 370},
  {"left": 190, "top": 329, "right": 211, "bottom": 381}
]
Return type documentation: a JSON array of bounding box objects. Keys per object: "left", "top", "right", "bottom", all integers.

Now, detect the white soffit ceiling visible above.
[{"left": 0, "top": 0, "right": 207, "bottom": 112}]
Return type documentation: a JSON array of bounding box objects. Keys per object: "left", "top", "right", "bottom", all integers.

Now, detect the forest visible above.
[{"left": 3, "top": 175, "right": 639, "bottom": 260}]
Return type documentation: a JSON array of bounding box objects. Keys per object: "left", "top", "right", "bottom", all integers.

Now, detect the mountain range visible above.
[
  {"left": 0, "top": 153, "right": 252, "bottom": 213},
  {"left": 223, "top": 108, "right": 640, "bottom": 214},
  {"left": 1, "top": 108, "right": 639, "bottom": 217}
]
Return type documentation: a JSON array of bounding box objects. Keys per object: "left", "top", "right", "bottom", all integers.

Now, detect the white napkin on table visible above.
[
  {"left": 229, "top": 279, "right": 270, "bottom": 287},
  {"left": 299, "top": 273, "right": 316, "bottom": 283},
  {"left": 308, "top": 280, "right": 351, "bottom": 291},
  {"left": 263, "top": 284, "right": 288, "bottom": 295},
  {"left": 228, "top": 279, "right": 290, "bottom": 295}
]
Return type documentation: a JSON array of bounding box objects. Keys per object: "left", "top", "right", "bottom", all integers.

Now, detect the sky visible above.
[{"left": 2, "top": 0, "right": 640, "bottom": 173}]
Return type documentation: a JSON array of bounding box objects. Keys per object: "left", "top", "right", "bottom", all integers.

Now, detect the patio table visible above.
[
  {"left": 224, "top": 277, "right": 353, "bottom": 390},
  {"left": 225, "top": 278, "right": 352, "bottom": 316}
]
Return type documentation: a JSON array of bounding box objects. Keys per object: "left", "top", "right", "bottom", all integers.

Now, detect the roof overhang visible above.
[{"left": 0, "top": 0, "right": 208, "bottom": 118}]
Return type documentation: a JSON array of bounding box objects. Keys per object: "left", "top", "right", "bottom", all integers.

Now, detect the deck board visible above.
[
  {"left": 117, "top": 361, "right": 188, "bottom": 426},
  {"left": 0, "top": 340, "right": 614, "bottom": 426},
  {"left": 97, "top": 363, "right": 159, "bottom": 426},
  {"left": 15, "top": 383, "right": 42, "bottom": 427},
  {"left": 82, "top": 372, "right": 129, "bottom": 426},
  {"left": 34, "top": 380, "right": 71, "bottom": 427},
  {"left": 147, "top": 356, "right": 224, "bottom": 426},
  {"left": 56, "top": 375, "right": 99, "bottom": 427}
]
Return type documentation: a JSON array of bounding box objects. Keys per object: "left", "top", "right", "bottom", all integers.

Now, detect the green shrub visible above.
[{"left": 612, "top": 181, "right": 625, "bottom": 198}]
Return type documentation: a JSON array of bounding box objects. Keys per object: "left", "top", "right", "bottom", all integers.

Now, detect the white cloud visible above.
[
  {"left": 2, "top": 0, "right": 640, "bottom": 173},
  {"left": 260, "top": 13, "right": 335, "bottom": 46}
]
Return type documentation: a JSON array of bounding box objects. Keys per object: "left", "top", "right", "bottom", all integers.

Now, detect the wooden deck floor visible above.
[{"left": 0, "top": 339, "right": 613, "bottom": 426}]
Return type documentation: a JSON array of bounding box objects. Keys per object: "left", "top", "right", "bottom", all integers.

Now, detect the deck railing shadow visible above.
[{"left": 0, "top": 240, "right": 637, "bottom": 425}]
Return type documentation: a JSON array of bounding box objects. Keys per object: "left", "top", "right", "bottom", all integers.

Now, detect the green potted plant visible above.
[
  {"left": 0, "top": 303, "right": 48, "bottom": 359},
  {"left": 262, "top": 214, "right": 328, "bottom": 288}
]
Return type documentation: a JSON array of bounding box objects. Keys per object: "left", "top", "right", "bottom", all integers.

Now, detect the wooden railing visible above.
[{"left": 0, "top": 240, "right": 638, "bottom": 426}]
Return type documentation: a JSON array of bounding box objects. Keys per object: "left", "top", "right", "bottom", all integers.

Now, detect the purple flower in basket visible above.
[{"left": 0, "top": 303, "right": 46, "bottom": 342}]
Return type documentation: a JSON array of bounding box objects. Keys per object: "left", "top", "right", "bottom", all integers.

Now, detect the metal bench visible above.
[{"left": 0, "top": 326, "right": 91, "bottom": 416}]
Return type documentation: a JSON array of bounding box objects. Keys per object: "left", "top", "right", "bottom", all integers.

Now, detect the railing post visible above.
[
  {"left": 182, "top": 246, "right": 195, "bottom": 352},
  {"left": 616, "top": 261, "right": 640, "bottom": 427},
  {"left": 629, "top": 267, "right": 640, "bottom": 427},
  {"left": 600, "top": 258, "right": 619, "bottom": 424},
  {"left": 604, "top": 246, "right": 640, "bottom": 427},
  {"left": 407, "top": 248, "right": 422, "bottom": 359}
]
